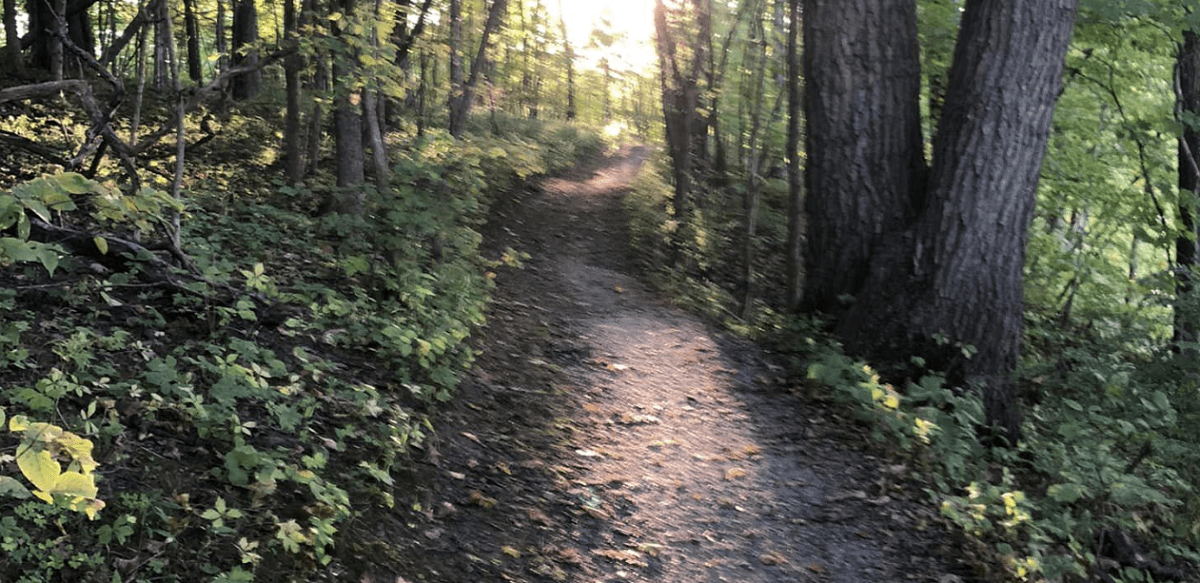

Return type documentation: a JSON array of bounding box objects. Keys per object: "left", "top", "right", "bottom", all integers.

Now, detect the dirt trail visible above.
[{"left": 370, "top": 148, "right": 968, "bottom": 583}]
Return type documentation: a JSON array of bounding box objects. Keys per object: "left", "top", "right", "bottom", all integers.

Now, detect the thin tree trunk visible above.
[
  {"left": 448, "top": 0, "right": 509, "bottom": 137},
  {"left": 1175, "top": 29, "right": 1200, "bottom": 345},
  {"left": 283, "top": 0, "right": 303, "bottom": 184},
  {"left": 216, "top": 0, "right": 229, "bottom": 73},
  {"left": 783, "top": 0, "right": 804, "bottom": 312},
  {"left": 131, "top": 16, "right": 149, "bottom": 142},
  {"left": 153, "top": 0, "right": 169, "bottom": 89},
  {"left": 165, "top": 4, "right": 185, "bottom": 247},
  {"left": 50, "top": 0, "right": 66, "bottom": 80},
  {"left": 556, "top": 0, "right": 576, "bottom": 120}
]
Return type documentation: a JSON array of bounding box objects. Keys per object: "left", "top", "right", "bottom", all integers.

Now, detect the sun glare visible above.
[{"left": 552, "top": 0, "right": 658, "bottom": 71}]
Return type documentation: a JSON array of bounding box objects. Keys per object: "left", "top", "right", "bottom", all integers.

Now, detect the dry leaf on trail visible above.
[
  {"left": 807, "top": 563, "right": 827, "bottom": 574},
  {"left": 592, "top": 548, "right": 648, "bottom": 568},
  {"left": 583, "top": 403, "right": 604, "bottom": 413},
  {"left": 759, "top": 551, "right": 789, "bottom": 565},
  {"left": 461, "top": 432, "right": 482, "bottom": 445},
  {"left": 526, "top": 507, "right": 552, "bottom": 526},
  {"left": 468, "top": 490, "right": 497, "bottom": 508},
  {"left": 724, "top": 467, "right": 748, "bottom": 480},
  {"left": 500, "top": 545, "right": 521, "bottom": 558},
  {"left": 606, "top": 363, "right": 630, "bottom": 372}
]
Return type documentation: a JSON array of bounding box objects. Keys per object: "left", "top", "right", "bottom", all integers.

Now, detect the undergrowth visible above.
[
  {"left": 624, "top": 152, "right": 1200, "bottom": 582},
  {"left": 0, "top": 113, "right": 605, "bottom": 582}
]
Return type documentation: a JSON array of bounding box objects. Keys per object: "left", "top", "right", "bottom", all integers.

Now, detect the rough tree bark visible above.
[
  {"left": 804, "top": 0, "right": 1078, "bottom": 443},
  {"left": 801, "top": 0, "right": 925, "bottom": 315}
]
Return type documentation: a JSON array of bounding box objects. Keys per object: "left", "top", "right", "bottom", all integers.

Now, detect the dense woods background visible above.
[{"left": 2, "top": 0, "right": 1200, "bottom": 581}]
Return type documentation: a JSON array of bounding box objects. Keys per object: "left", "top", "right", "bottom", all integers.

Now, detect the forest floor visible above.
[{"left": 362, "top": 146, "right": 980, "bottom": 583}]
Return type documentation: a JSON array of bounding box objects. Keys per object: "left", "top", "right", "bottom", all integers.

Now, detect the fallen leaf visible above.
[
  {"left": 448, "top": 471, "right": 466, "bottom": 480},
  {"left": 613, "top": 285, "right": 624, "bottom": 293},
  {"left": 526, "top": 507, "right": 552, "bottom": 525},
  {"left": 760, "top": 551, "right": 788, "bottom": 565},
  {"left": 468, "top": 490, "right": 497, "bottom": 508},
  {"left": 807, "top": 563, "right": 827, "bottom": 574},
  {"left": 583, "top": 403, "right": 604, "bottom": 413},
  {"left": 461, "top": 432, "right": 482, "bottom": 445},
  {"left": 592, "top": 548, "right": 648, "bottom": 567},
  {"left": 724, "top": 467, "right": 747, "bottom": 481},
  {"left": 606, "top": 363, "right": 630, "bottom": 372},
  {"left": 500, "top": 545, "right": 520, "bottom": 558},
  {"left": 575, "top": 449, "right": 601, "bottom": 457}
]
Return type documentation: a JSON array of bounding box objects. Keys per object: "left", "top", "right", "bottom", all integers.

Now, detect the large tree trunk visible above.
[
  {"left": 801, "top": 0, "right": 925, "bottom": 315},
  {"left": 3, "top": 0, "right": 22, "bottom": 77},
  {"left": 330, "top": 0, "right": 364, "bottom": 214},
  {"left": 805, "top": 0, "right": 1078, "bottom": 443},
  {"left": 1176, "top": 30, "right": 1200, "bottom": 345},
  {"left": 231, "top": 0, "right": 261, "bottom": 99},
  {"left": 184, "top": 0, "right": 204, "bottom": 83}
]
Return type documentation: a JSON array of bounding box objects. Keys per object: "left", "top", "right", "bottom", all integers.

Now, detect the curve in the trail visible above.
[{"left": 523, "top": 146, "right": 955, "bottom": 582}]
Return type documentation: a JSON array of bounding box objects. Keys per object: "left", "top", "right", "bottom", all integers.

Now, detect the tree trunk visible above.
[
  {"left": 50, "top": 0, "right": 65, "bottom": 80},
  {"left": 556, "top": 0, "right": 575, "bottom": 120},
  {"left": 216, "top": 0, "right": 229, "bottom": 73},
  {"left": 448, "top": 0, "right": 509, "bottom": 137},
  {"left": 4, "top": 0, "right": 23, "bottom": 77},
  {"left": 653, "top": 0, "right": 710, "bottom": 259},
  {"left": 154, "top": 0, "right": 170, "bottom": 89},
  {"left": 805, "top": 0, "right": 1078, "bottom": 444},
  {"left": 783, "top": 0, "right": 804, "bottom": 312},
  {"left": 801, "top": 0, "right": 925, "bottom": 315},
  {"left": 184, "top": 0, "right": 204, "bottom": 83},
  {"left": 231, "top": 0, "right": 261, "bottom": 99},
  {"left": 330, "top": 0, "right": 365, "bottom": 214},
  {"left": 283, "top": 0, "right": 303, "bottom": 185},
  {"left": 1175, "top": 29, "right": 1200, "bottom": 345}
]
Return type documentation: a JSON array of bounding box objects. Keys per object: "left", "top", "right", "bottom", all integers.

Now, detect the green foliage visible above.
[{"left": 0, "top": 111, "right": 603, "bottom": 581}]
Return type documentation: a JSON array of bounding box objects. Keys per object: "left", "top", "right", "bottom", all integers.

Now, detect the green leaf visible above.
[
  {"left": 0, "top": 476, "right": 31, "bottom": 499},
  {"left": 1, "top": 237, "right": 38, "bottom": 262},
  {"left": 1047, "top": 482, "right": 1085, "bottom": 503},
  {"left": 55, "top": 172, "right": 95, "bottom": 195},
  {"left": 94, "top": 236, "right": 109, "bottom": 255}
]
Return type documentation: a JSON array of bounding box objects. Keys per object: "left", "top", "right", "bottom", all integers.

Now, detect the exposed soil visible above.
[{"left": 357, "top": 147, "right": 977, "bottom": 583}]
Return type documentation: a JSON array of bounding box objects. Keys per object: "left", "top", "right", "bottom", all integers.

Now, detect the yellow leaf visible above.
[
  {"left": 16, "top": 448, "right": 60, "bottom": 493},
  {"left": 724, "top": 467, "right": 747, "bottom": 481},
  {"left": 93, "top": 236, "right": 108, "bottom": 255},
  {"left": 52, "top": 471, "right": 98, "bottom": 499},
  {"left": 501, "top": 545, "right": 521, "bottom": 558}
]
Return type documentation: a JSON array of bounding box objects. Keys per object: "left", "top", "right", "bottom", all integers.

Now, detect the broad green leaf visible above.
[
  {"left": 0, "top": 238, "right": 37, "bottom": 262},
  {"left": 55, "top": 172, "right": 95, "bottom": 195},
  {"left": 0, "top": 476, "right": 31, "bottom": 499},
  {"left": 94, "top": 236, "right": 109, "bottom": 255},
  {"left": 24, "top": 198, "right": 51, "bottom": 222},
  {"left": 37, "top": 247, "right": 59, "bottom": 276}
]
